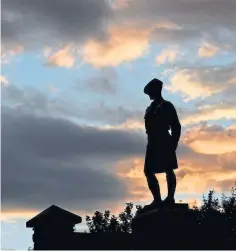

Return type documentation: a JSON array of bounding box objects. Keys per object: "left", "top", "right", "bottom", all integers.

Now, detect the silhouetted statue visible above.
[{"left": 142, "top": 78, "right": 181, "bottom": 211}]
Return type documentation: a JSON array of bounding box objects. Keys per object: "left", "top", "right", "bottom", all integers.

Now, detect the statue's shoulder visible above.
[{"left": 163, "top": 100, "right": 175, "bottom": 110}]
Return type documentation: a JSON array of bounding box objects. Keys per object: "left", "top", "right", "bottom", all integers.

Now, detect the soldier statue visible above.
[{"left": 142, "top": 78, "right": 181, "bottom": 211}]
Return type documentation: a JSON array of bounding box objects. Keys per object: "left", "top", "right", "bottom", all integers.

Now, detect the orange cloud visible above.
[
  {"left": 45, "top": 45, "right": 75, "bottom": 68},
  {"left": 82, "top": 25, "right": 150, "bottom": 67},
  {"left": 183, "top": 123, "right": 236, "bottom": 154},
  {"left": 1, "top": 209, "right": 39, "bottom": 222},
  {"left": 115, "top": 155, "right": 235, "bottom": 205},
  {"left": 155, "top": 48, "right": 178, "bottom": 64},
  {"left": 166, "top": 62, "right": 236, "bottom": 101},
  {"left": 198, "top": 43, "right": 220, "bottom": 57},
  {"left": 182, "top": 104, "right": 236, "bottom": 125},
  {"left": 101, "top": 118, "right": 144, "bottom": 131},
  {"left": 3, "top": 148, "right": 235, "bottom": 221},
  {"left": 1, "top": 204, "right": 129, "bottom": 223},
  {"left": 166, "top": 69, "right": 223, "bottom": 101},
  {"left": 1, "top": 206, "right": 91, "bottom": 223},
  {"left": 112, "top": 123, "right": 236, "bottom": 206},
  {"left": 81, "top": 21, "right": 180, "bottom": 68}
]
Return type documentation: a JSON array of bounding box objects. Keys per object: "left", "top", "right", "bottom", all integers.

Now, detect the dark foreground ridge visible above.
[{"left": 27, "top": 202, "right": 236, "bottom": 250}]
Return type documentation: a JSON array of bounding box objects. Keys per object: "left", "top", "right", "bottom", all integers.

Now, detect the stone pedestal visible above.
[
  {"left": 131, "top": 203, "right": 198, "bottom": 249},
  {"left": 26, "top": 205, "right": 82, "bottom": 250}
]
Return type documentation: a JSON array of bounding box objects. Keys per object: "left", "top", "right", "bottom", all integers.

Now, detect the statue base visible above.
[{"left": 132, "top": 203, "right": 197, "bottom": 249}]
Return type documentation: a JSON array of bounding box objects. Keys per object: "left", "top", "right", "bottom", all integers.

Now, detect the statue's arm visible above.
[
  {"left": 169, "top": 103, "right": 181, "bottom": 150},
  {"left": 144, "top": 106, "right": 150, "bottom": 134}
]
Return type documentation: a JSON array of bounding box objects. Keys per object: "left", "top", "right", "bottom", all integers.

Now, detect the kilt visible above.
[{"left": 144, "top": 137, "right": 178, "bottom": 175}]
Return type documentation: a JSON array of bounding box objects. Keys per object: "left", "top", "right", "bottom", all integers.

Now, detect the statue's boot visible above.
[
  {"left": 162, "top": 197, "right": 175, "bottom": 208},
  {"left": 142, "top": 199, "right": 162, "bottom": 212}
]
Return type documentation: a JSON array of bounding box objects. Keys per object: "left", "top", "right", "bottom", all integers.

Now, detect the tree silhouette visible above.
[{"left": 86, "top": 202, "right": 134, "bottom": 233}]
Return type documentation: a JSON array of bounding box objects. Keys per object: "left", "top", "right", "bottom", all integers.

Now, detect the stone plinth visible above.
[{"left": 132, "top": 203, "right": 198, "bottom": 249}]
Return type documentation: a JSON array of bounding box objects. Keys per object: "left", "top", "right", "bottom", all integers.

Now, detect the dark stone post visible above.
[{"left": 26, "top": 205, "right": 82, "bottom": 250}]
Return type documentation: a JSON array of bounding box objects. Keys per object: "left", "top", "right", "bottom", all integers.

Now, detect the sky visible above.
[{"left": 1, "top": 0, "right": 236, "bottom": 249}]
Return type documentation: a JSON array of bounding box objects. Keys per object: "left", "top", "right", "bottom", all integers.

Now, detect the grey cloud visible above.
[
  {"left": 1, "top": 83, "right": 145, "bottom": 126},
  {"left": 1, "top": 84, "right": 84, "bottom": 118},
  {"left": 1, "top": 107, "right": 146, "bottom": 212},
  {"left": 1, "top": 0, "right": 113, "bottom": 49},
  {"left": 195, "top": 93, "right": 236, "bottom": 111},
  {"left": 1, "top": 104, "right": 197, "bottom": 212},
  {"left": 86, "top": 78, "right": 116, "bottom": 94},
  {"left": 118, "top": 0, "right": 236, "bottom": 30},
  {"left": 150, "top": 27, "right": 202, "bottom": 45},
  {"left": 76, "top": 68, "right": 118, "bottom": 94},
  {"left": 2, "top": 0, "right": 236, "bottom": 52},
  {"left": 1, "top": 107, "right": 145, "bottom": 159},
  {"left": 87, "top": 102, "right": 144, "bottom": 125},
  {"left": 181, "top": 61, "right": 236, "bottom": 87},
  {"left": 1, "top": 83, "right": 198, "bottom": 131},
  {"left": 117, "top": 0, "right": 236, "bottom": 47},
  {"left": 3, "top": 105, "right": 234, "bottom": 212},
  {"left": 218, "top": 85, "right": 236, "bottom": 104}
]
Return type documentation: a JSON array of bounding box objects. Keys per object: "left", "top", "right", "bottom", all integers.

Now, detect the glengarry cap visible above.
[{"left": 144, "top": 78, "right": 163, "bottom": 95}]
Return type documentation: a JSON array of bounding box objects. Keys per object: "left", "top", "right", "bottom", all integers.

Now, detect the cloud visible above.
[
  {"left": 1, "top": 83, "right": 145, "bottom": 126},
  {"left": 115, "top": 151, "right": 236, "bottom": 204},
  {"left": 167, "top": 69, "right": 221, "bottom": 101},
  {"left": 2, "top": 0, "right": 236, "bottom": 56},
  {"left": 217, "top": 152, "right": 236, "bottom": 172},
  {"left": 81, "top": 25, "right": 150, "bottom": 67},
  {"left": 217, "top": 85, "right": 236, "bottom": 103},
  {"left": 102, "top": 118, "right": 144, "bottom": 131},
  {"left": 198, "top": 43, "right": 220, "bottom": 57},
  {"left": 182, "top": 103, "right": 236, "bottom": 125},
  {"left": 1, "top": 104, "right": 235, "bottom": 218},
  {"left": 182, "top": 123, "right": 236, "bottom": 154},
  {"left": 0, "top": 76, "right": 9, "bottom": 86},
  {"left": 116, "top": 0, "right": 236, "bottom": 33},
  {"left": 1, "top": 106, "right": 147, "bottom": 213},
  {"left": 76, "top": 68, "right": 118, "bottom": 94},
  {"left": 114, "top": 0, "right": 236, "bottom": 51},
  {"left": 111, "top": 0, "right": 130, "bottom": 10},
  {"left": 113, "top": 122, "right": 236, "bottom": 202},
  {"left": 47, "top": 85, "right": 60, "bottom": 94},
  {"left": 45, "top": 45, "right": 75, "bottom": 68},
  {"left": 86, "top": 78, "right": 116, "bottom": 94},
  {"left": 155, "top": 48, "right": 178, "bottom": 64},
  {"left": 1, "top": 0, "right": 113, "bottom": 49},
  {"left": 1, "top": 45, "right": 24, "bottom": 64},
  {"left": 1, "top": 84, "right": 78, "bottom": 117},
  {"left": 166, "top": 62, "right": 236, "bottom": 101}
]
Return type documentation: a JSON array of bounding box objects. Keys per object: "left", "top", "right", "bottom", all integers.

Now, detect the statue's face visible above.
[
  {"left": 148, "top": 87, "right": 162, "bottom": 100},
  {"left": 148, "top": 93, "right": 155, "bottom": 100}
]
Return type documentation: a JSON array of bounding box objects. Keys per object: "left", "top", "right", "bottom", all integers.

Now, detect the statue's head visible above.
[{"left": 144, "top": 78, "right": 163, "bottom": 100}]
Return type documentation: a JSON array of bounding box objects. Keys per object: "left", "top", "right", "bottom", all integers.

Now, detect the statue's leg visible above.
[
  {"left": 166, "top": 169, "right": 176, "bottom": 200},
  {"left": 144, "top": 171, "right": 162, "bottom": 203}
]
